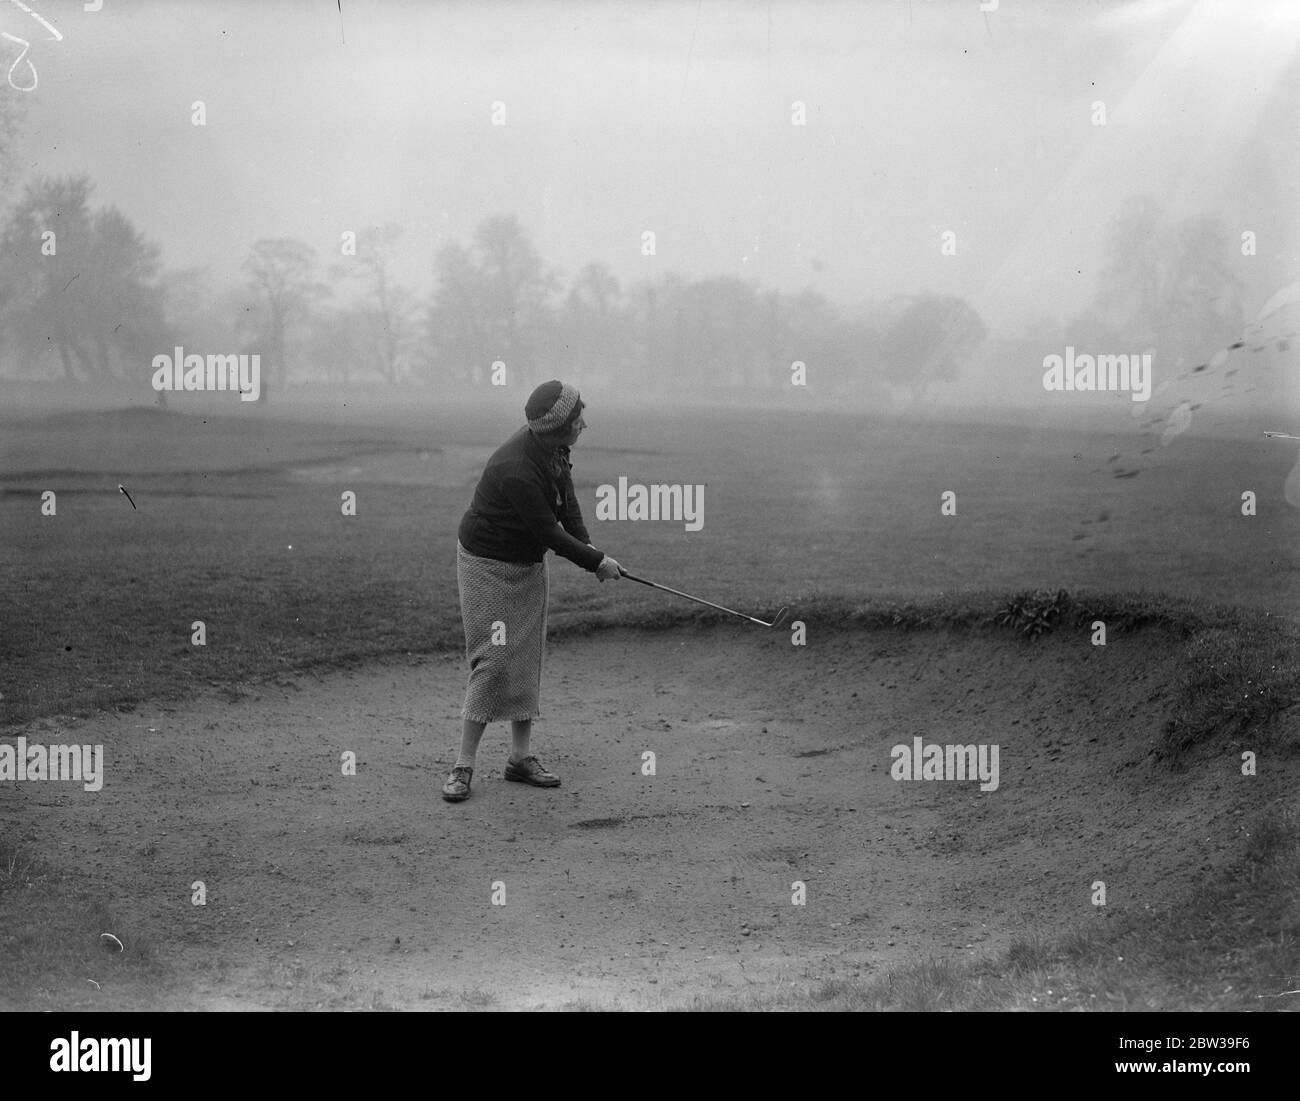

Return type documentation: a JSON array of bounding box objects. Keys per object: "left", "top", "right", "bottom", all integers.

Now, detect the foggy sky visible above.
[{"left": 7, "top": 0, "right": 1300, "bottom": 338}]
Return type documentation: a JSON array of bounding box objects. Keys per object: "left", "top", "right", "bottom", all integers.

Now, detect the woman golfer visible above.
[{"left": 442, "top": 380, "right": 623, "bottom": 803}]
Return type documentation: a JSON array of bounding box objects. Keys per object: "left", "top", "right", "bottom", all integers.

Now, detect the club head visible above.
[{"left": 764, "top": 606, "right": 790, "bottom": 629}]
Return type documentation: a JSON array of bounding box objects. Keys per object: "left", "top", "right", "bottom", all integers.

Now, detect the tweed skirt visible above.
[{"left": 457, "top": 541, "right": 550, "bottom": 723}]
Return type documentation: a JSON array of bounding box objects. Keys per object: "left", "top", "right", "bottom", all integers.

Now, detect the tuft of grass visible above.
[
  {"left": 0, "top": 838, "right": 168, "bottom": 1010},
  {"left": 554, "top": 998, "right": 608, "bottom": 1012},
  {"left": 995, "top": 588, "right": 1075, "bottom": 638},
  {"left": 0, "top": 840, "right": 43, "bottom": 894},
  {"left": 458, "top": 989, "right": 499, "bottom": 1009},
  {"left": 1006, "top": 932, "right": 1056, "bottom": 971},
  {"left": 868, "top": 956, "right": 976, "bottom": 1011},
  {"left": 1160, "top": 628, "right": 1300, "bottom": 761}
]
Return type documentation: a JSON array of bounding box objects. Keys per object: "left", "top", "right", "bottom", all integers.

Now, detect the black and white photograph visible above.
[{"left": 1, "top": 0, "right": 1297, "bottom": 1057}]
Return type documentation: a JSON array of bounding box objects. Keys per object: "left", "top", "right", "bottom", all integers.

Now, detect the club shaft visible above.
[{"left": 619, "top": 571, "right": 766, "bottom": 624}]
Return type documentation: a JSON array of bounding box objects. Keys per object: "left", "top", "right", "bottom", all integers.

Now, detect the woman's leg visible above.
[
  {"left": 455, "top": 718, "right": 487, "bottom": 769},
  {"left": 508, "top": 558, "right": 541, "bottom": 765},
  {"left": 509, "top": 719, "right": 531, "bottom": 763}
]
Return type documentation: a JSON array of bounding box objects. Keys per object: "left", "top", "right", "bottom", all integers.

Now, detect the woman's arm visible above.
[
  {"left": 560, "top": 470, "right": 593, "bottom": 545},
  {"left": 500, "top": 474, "right": 604, "bottom": 571}
]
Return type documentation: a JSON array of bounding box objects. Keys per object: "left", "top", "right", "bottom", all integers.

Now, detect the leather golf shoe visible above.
[
  {"left": 504, "top": 755, "right": 560, "bottom": 787},
  {"left": 442, "top": 765, "right": 473, "bottom": 802}
]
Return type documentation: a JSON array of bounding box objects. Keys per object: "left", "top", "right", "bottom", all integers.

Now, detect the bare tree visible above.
[
  {"left": 472, "top": 215, "right": 560, "bottom": 381},
  {"left": 306, "top": 303, "right": 370, "bottom": 385},
  {"left": 568, "top": 261, "right": 620, "bottom": 318},
  {"left": 626, "top": 272, "right": 690, "bottom": 392},
  {"left": 85, "top": 206, "right": 167, "bottom": 380},
  {"left": 424, "top": 217, "right": 559, "bottom": 385},
  {"left": 425, "top": 241, "right": 487, "bottom": 383},
  {"left": 0, "top": 91, "right": 21, "bottom": 196},
  {"left": 244, "top": 238, "right": 328, "bottom": 400},
  {"left": 0, "top": 175, "right": 97, "bottom": 379},
  {"left": 1094, "top": 196, "right": 1243, "bottom": 371},
  {"left": 879, "top": 294, "right": 988, "bottom": 403},
  {"left": 331, "top": 224, "right": 415, "bottom": 385},
  {"left": 0, "top": 97, "right": 23, "bottom": 371},
  {"left": 563, "top": 262, "right": 622, "bottom": 387}
]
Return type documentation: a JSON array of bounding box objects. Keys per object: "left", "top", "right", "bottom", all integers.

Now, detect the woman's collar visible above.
[
  {"left": 527, "top": 427, "right": 568, "bottom": 451},
  {"left": 526, "top": 428, "right": 569, "bottom": 465}
]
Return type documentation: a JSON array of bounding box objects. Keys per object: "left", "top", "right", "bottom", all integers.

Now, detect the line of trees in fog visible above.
[
  {"left": 0, "top": 171, "right": 1246, "bottom": 405},
  {"left": 0, "top": 173, "right": 990, "bottom": 404}
]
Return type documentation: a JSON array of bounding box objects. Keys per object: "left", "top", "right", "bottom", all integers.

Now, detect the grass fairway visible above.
[
  {"left": 1, "top": 397, "right": 1298, "bottom": 1011},
  {"left": 2, "top": 401, "right": 1295, "bottom": 727}
]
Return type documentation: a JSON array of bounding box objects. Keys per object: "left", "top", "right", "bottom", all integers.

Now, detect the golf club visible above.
[{"left": 618, "top": 567, "right": 789, "bottom": 628}]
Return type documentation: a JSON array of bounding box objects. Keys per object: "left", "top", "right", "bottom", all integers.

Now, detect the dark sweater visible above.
[{"left": 458, "top": 427, "right": 605, "bottom": 572}]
